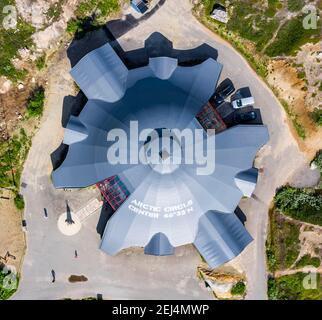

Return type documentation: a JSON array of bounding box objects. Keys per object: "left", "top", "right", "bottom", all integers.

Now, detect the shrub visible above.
[
  {"left": 35, "top": 55, "right": 46, "bottom": 70},
  {"left": 0, "top": 269, "right": 19, "bottom": 300},
  {"left": 0, "top": 129, "right": 31, "bottom": 190},
  {"left": 274, "top": 186, "right": 322, "bottom": 226},
  {"left": 14, "top": 194, "right": 24, "bottom": 210},
  {"left": 67, "top": 0, "right": 120, "bottom": 38},
  {"left": 268, "top": 273, "right": 322, "bottom": 300},
  {"left": 266, "top": 209, "right": 301, "bottom": 271},
  {"left": 295, "top": 254, "right": 320, "bottom": 269},
  {"left": 310, "top": 108, "right": 322, "bottom": 126},
  {"left": 265, "top": 15, "right": 320, "bottom": 56},
  {"left": 66, "top": 17, "right": 99, "bottom": 39},
  {"left": 312, "top": 150, "right": 322, "bottom": 173},
  {"left": 27, "top": 86, "right": 45, "bottom": 117},
  {"left": 287, "top": 0, "right": 305, "bottom": 12},
  {"left": 231, "top": 281, "right": 246, "bottom": 296}
]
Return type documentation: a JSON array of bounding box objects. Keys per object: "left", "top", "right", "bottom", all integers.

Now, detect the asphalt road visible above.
[{"left": 13, "top": 0, "right": 319, "bottom": 300}]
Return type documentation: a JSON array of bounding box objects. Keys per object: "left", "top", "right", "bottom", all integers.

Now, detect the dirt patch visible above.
[
  {"left": 198, "top": 263, "right": 246, "bottom": 299},
  {"left": 0, "top": 191, "right": 25, "bottom": 272},
  {"left": 267, "top": 59, "right": 322, "bottom": 157}
]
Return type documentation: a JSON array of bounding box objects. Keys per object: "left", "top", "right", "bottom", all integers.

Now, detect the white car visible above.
[{"left": 232, "top": 96, "right": 255, "bottom": 109}]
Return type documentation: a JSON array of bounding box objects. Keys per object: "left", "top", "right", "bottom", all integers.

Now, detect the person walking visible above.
[
  {"left": 74, "top": 250, "right": 78, "bottom": 258},
  {"left": 51, "top": 269, "right": 56, "bottom": 283}
]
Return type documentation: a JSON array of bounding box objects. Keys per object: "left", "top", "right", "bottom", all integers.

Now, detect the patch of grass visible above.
[
  {"left": 0, "top": 0, "right": 35, "bottom": 81},
  {"left": 193, "top": 2, "right": 268, "bottom": 78},
  {"left": 274, "top": 186, "right": 322, "bottom": 226},
  {"left": 295, "top": 255, "right": 320, "bottom": 269},
  {"left": 35, "top": 55, "right": 46, "bottom": 70},
  {"left": 267, "top": 0, "right": 283, "bottom": 17},
  {"left": 0, "top": 269, "right": 19, "bottom": 300},
  {"left": 265, "top": 15, "right": 321, "bottom": 56},
  {"left": 280, "top": 99, "right": 306, "bottom": 139},
  {"left": 231, "top": 281, "right": 246, "bottom": 296},
  {"left": 67, "top": 0, "right": 120, "bottom": 38},
  {"left": 297, "top": 70, "right": 306, "bottom": 79},
  {"left": 75, "top": 0, "right": 119, "bottom": 18},
  {"left": 67, "top": 17, "right": 100, "bottom": 39},
  {"left": 310, "top": 108, "right": 322, "bottom": 126},
  {"left": 46, "top": 0, "right": 65, "bottom": 22},
  {"left": 226, "top": 1, "right": 279, "bottom": 51},
  {"left": 0, "top": 128, "right": 31, "bottom": 190},
  {"left": 287, "top": 0, "right": 305, "bottom": 12},
  {"left": 268, "top": 273, "right": 322, "bottom": 300},
  {"left": 266, "top": 209, "right": 301, "bottom": 272},
  {"left": 27, "top": 86, "right": 45, "bottom": 117},
  {"left": 14, "top": 193, "right": 24, "bottom": 210}
]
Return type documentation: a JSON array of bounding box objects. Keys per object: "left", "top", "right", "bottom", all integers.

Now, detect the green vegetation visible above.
[
  {"left": 310, "top": 108, "right": 322, "bottom": 126},
  {"left": 14, "top": 193, "right": 24, "bottom": 210},
  {"left": 193, "top": 1, "right": 268, "bottom": 78},
  {"left": 0, "top": 269, "right": 18, "bottom": 300},
  {"left": 295, "top": 254, "right": 320, "bottom": 269},
  {"left": 227, "top": 1, "right": 279, "bottom": 51},
  {"left": 231, "top": 281, "right": 246, "bottom": 296},
  {"left": 27, "top": 86, "right": 45, "bottom": 117},
  {"left": 0, "top": 128, "right": 31, "bottom": 190},
  {"left": 268, "top": 273, "right": 322, "bottom": 300},
  {"left": 287, "top": 0, "right": 305, "bottom": 12},
  {"left": 75, "top": 0, "right": 119, "bottom": 18},
  {"left": 35, "top": 55, "right": 46, "bottom": 70},
  {"left": 312, "top": 150, "right": 322, "bottom": 174},
  {"left": 265, "top": 15, "right": 321, "bottom": 57},
  {"left": 67, "top": 0, "right": 120, "bottom": 38},
  {"left": 274, "top": 186, "right": 322, "bottom": 226},
  {"left": 46, "top": 0, "right": 64, "bottom": 22},
  {"left": 0, "top": 0, "right": 35, "bottom": 81},
  {"left": 280, "top": 99, "right": 306, "bottom": 139},
  {"left": 266, "top": 209, "right": 301, "bottom": 272}
]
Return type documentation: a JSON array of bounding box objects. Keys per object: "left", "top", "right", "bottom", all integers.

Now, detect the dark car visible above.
[
  {"left": 215, "top": 78, "right": 235, "bottom": 98},
  {"left": 212, "top": 78, "right": 235, "bottom": 107},
  {"left": 234, "top": 111, "right": 257, "bottom": 123}
]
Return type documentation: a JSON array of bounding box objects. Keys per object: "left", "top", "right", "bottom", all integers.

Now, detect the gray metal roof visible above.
[
  {"left": 144, "top": 232, "right": 175, "bottom": 256},
  {"left": 53, "top": 43, "right": 269, "bottom": 268},
  {"left": 194, "top": 211, "right": 253, "bottom": 268}
]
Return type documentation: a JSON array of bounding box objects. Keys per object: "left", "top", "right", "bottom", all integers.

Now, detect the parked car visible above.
[
  {"left": 234, "top": 111, "right": 257, "bottom": 123},
  {"left": 232, "top": 96, "right": 255, "bottom": 109},
  {"left": 212, "top": 78, "right": 235, "bottom": 107},
  {"left": 231, "top": 87, "right": 252, "bottom": 101},
  {"left": 215, "top": 78, "right": 235, "bottom": 98}
]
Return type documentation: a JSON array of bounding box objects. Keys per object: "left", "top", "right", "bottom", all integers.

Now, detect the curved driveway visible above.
[{"left": 14, "top": 0, "right": 319, "bottom": 300}]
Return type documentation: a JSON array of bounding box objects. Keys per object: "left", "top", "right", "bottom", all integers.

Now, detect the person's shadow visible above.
[{"left": 51, "top": 269, "right": 56, "bottom": 283}]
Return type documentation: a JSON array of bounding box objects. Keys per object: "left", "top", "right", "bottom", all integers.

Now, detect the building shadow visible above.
[
  {"left": 67, "top": 29, "right": 218, "bottom": 69},
  {"left": 50, "top": 143, "right": 69, "bottom": 171},
  {"left": 61, "top": 92, "right": 88, "bottom": 128},
  {"left": 234, "top": 206, "right": 247, "bottom": 225},
  {"left": 96, "top": 200, "right": 115, "bottom": 238}
]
